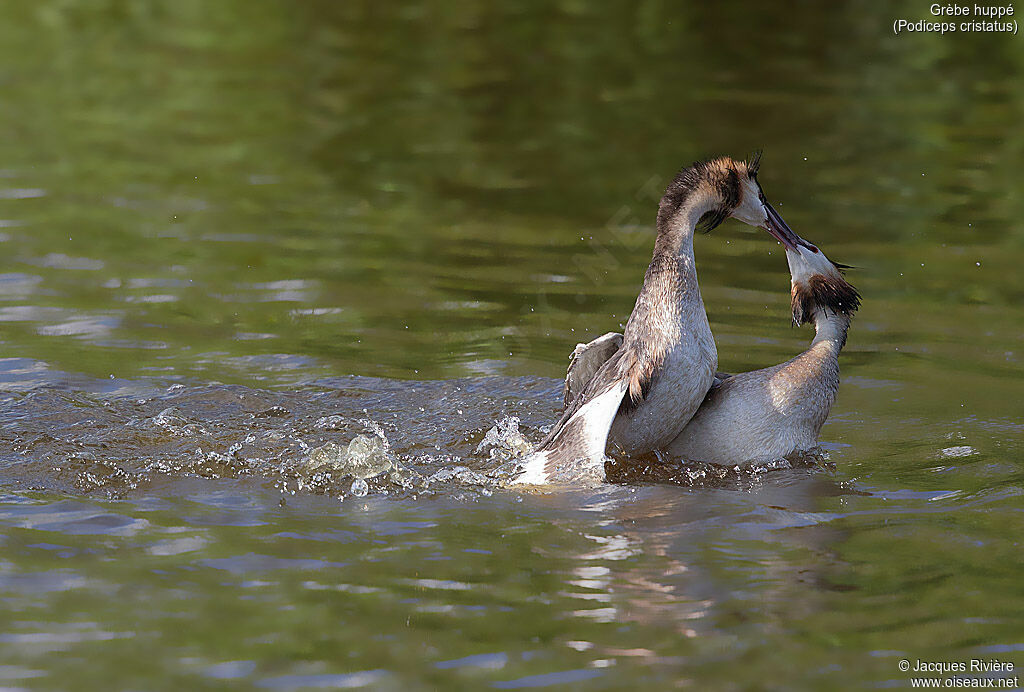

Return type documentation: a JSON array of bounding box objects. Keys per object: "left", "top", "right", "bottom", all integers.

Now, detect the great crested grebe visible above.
[
  {"left": 665, "top": 239, "right": 860, "bottom": 465},
  {"left": 556, "top": 237, "right": 860, "bottom": 470},
  {"left": 512, "top": 154, "right": 802, "bottom": 486}
]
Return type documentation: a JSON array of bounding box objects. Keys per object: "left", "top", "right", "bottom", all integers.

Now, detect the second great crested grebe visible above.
[
  {"left": 665, "top": 240, "right": 860, "bottom": 465},
  {"left": 512, "top": 154, "right": 802, "bottom": 486}
]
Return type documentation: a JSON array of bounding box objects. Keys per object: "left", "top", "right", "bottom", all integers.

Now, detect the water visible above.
[{"left": 1, "top": 2, "right": 1022, "bottom": 689}]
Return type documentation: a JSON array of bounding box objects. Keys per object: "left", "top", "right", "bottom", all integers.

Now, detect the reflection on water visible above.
[
  {"left": 0, "top": 366, "right": 1020, "bottom": 687},
  {"left": 0, "top": 0, "right": 1022, "bottom": 689}
]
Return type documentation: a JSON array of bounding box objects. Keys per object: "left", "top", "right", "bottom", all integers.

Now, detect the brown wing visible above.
[{"left": 563, "top": 332, "right": 623, "bottom": 408}]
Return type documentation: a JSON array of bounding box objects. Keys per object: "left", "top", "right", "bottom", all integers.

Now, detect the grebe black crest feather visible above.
[{"left": 746, "top": 149, "right": 762, "bottom": 178}]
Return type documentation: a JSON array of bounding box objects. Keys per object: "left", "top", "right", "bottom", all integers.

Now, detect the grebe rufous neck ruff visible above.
[{"left": 513, "top": 154, "right": 802, "bottom": 486}]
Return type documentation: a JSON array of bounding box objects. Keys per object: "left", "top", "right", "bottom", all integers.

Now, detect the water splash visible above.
[
  {"left": 474, "top": 416, "right": 532, "bottom": 462},
  {"left": 307, "top": 436, "right": 394, "bottom": 479},
  {"left": 297, "top": 430, "right": 428, "bottom": 498}
]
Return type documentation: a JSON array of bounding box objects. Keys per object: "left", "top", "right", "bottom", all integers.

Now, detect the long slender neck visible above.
[
  {"left": 810, "top": 308, "right": 851, "bottom": 352},
  {"left": 623, "top": 188, "right": 716, "bottom": 350},
  {"left": 652, "top": 193, "right": 715, "bottom": 259},
  {"left": 767, "top": 307, "right": 849, "bottom": 427}
]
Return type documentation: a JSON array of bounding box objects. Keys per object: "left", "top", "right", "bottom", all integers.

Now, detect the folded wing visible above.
[
  {"left": 563, "top": 332, "right": 623, "bottom": 407},
  {"left": 513, "top": 347, "right": 632, "bottom": 486}
]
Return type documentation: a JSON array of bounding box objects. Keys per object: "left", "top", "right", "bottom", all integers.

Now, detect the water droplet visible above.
[{"left": 351, "top": 478, "right": 368, "bottom": 497}]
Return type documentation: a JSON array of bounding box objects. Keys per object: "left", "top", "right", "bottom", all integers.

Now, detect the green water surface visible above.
[{"left": 0, "top": 2, "right": 1021, "bottom": 690}]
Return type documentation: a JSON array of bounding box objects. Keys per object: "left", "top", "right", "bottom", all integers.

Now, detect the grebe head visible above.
[
  {"left": 787, "top": 242, "right": 861, "bottom": 325},
  {"left": 728, "top": 151, "right": 813, "bottom": 251},
  {"left": 658, "top": 153, "right": 806, "bottom": 250}
]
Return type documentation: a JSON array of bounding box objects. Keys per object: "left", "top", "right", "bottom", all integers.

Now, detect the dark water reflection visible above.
[{"left": 0, "top": 1, "right": 1022, "bottom": 689}]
